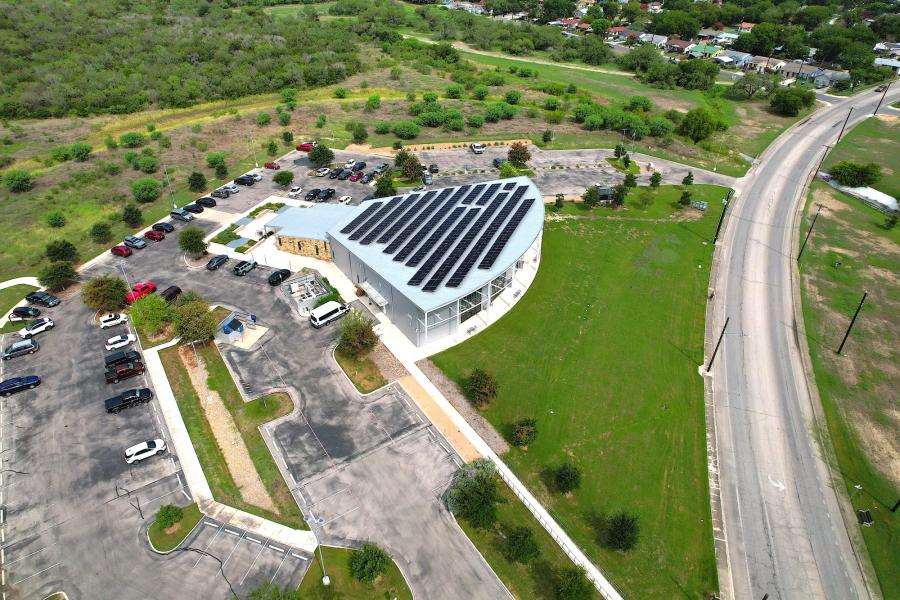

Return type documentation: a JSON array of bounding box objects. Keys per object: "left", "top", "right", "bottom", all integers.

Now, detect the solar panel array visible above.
[{"left": 335, "top": 180, "right": 538, "bottom": 294}]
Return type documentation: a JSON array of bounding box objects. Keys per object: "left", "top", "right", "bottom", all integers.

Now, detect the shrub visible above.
[
  {"left": 392, "top": 121, "right": 421, "bottom": 139},
  {"left": 81, "top": 275, "right": 128, "bottom": 310},
  {"left": 278, "top": 111, "right": 290, "bottom": 126},
  {"left": 44, "top": 211, "right": 66, "bottom": 228},
  {"left": 605, "top": 511, "right": 640, "bottom": 551},
  {"left": 555, "top": 567, "right": 593, "bottom": 600},
  {"left": 555, "top": 463, "right": 582, "bottom": 493},
  {"left": 543, "top": 97, "right": 561, "bottom": 111},
  {"left": 351, "top": 122, "right": 368, "bottom": 144},
  {"left": 339, "top": 310, "right": 378, "bottom": 358},
  {"left": 543, "top": 130, "right": 555, "bottom": 144},
  {"left": 136, "top": 155, "right": 159, "bottom": 173},
  {"left": 155, "top": 505, "right": 183, "bottom": 529},
  {"left": 119, "top": 132, "right": 146, "bottom": 148},
  {"left": 647, "top": 117, "right": 674, "bottom": 137},
  {"left": 374, "top": 122, "right": 392, "bottom": 134},
  {"left": 90, "top": 222, "right": 113, "bottom": 243},
  {"left": 365, "top": 94, "right": 381, "bottom": 111},
  {"left": 446, "top": 84, "right": 464, "bottom": 99},
  {"left": 104, "top": 135, "right": 118, "bottom": 150},
  {"left": 446, "top": 459, "right": 498, "bottom": 528},
  {"left": 273, "top": 170, "right": 295, "bottom": 187},
  {"left": 467, "top": 114, "right": 484, "bottom": 129},
  {"left": 282, "top": 130, "right": 294, "bottom": 144},
  {"left": 206, "top": 152, "right": 226, "bottom": 169},
  {"left": 348, "top": 544, "right": 390, "bottom": 584},
  {"left": 626, "top": 95, "right": 653, "bottom": 112},
  {"left": 131, "top": 177, "right": 162, "bottom": 203},
  {"left": 422, "top": 91, "right": 438, "bottom": 103},
  {"left": 215, "top": 163, "right": 228, "bottom": 178},
  {"left": 677, "top": 107, "right": 717, "bottom": 143},
  {"left": 464, "top": 368, "right": 498, "bottom": 408},
  {"left": 511, "top": 417, "right": 537, "bottom": 446},
  {"left": 50, "top": 145, "right": 72, "bottom": 162},
  {"left": 504, "top": 527, "right": 540, "bottom": 564},
  {"left": 122, "top": 204, "right": 143, "bottom": 227},
  {"left": 3, "top": 169, "right": 34, "bottom": 192},
  {"left": 334, "top": 87, "right": 348, "bottom": 98},
  {"left": 174, "top": 300, "right": 216, "bottom": 342},
  {"left": 178, "top": 226, "right": 208, "bottom": 257},
  {"left": 770, "top": 87, "right": 815, "bottom": 117},
  {"left": 45, "top": 239, "right": 79, "bottom": 263},
  {"left": 256, "top": 112, "right": 271, "bottom": 126},
  {"left": 266, "top": 139, "right": 278, "bottom": 156},
  {"left": 499, "top": 162, "right": 519, "bottom": 178},
  {"left": 472, "top": 84, "right": 489, "bottom": 100},
  {"left": 187, "top": 171, "right": 207, "bottom": 192},
  {"left": 829, "top": 161, "right": 881, "bottom": 187},
  {"left": 504, "top": 90, "right": 522, "bottom": 105},
  {"left": 130, "top": 294, "right": 172, "bottom": 336}
]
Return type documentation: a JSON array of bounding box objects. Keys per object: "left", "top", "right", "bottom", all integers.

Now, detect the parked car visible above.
[
  {"left": 411, "top": 185, "right": 426, "bottom": 192},
  {"left": 26, "top": 291, "right": 60, "bottom": 307},
  {"left": 372, "top": 163, "right": 389, "bottom": 174},
  {"left": 105, "top": 360, "right": 144, "bottom": 384},
  {"left": 361, "top": 172, "right": 374, "bottom": 184},
  {"left": 875, "top": 84, "right": 888, "bottom": 92},
  {"left": 471, "top": 143, "right": 485, "bottom": 154},
  {"left": 296, "top": 141, "right": 317, "bottom": 152},
  {"left": 422, "top": 173, "right": 433, "bottom": 185},
  {"left": 349, "top": 171, "right": 364, "bottom": 182},
  {"left": 492, "top": 158, "right": 506, "bottom": 168},
  {"left": 144, "top": 230, "right": 165, "bottom": 242},
  {"left": 329, "top": 169, "right": 344, "bottom": 180},
  {"left": 152, "top": 222, "right": 175, "bottom": 233},
  {"left": 305, "top": 189, "right": 321, "bottom": 201},
  {"left": 337, "top": 170, "right": 352, "bottom": 181},
  {"left": 267, "top": 269, "right": 291, "bottom": 286},
  {"left": 234, "top": 176, "right": 255, "bottom": 186},
  {"left": 196, "top": 196, "right": 217, "bottom": 208},
  {"left": 126, "top": 282, "right": 156, "bottom": 304},
  {"left": 105, "top": 333, "right": 137, "bottom": 351},
  {"left": 246, "top": 172, "right": 263, "bottom": 182},
  {"left": 232, "top": 260, "right": 257, "bottom": 276},
  {"left": 0, "top": 375, "right": 41, "bottom": 397},
  {"left": 170, "top": 208, "right": 194, "bottom": 222},
  {"left": 105, "top": 387, "right": 152, "bottom": 414},
  {"left": 159, "top": 286, "right": 182, "bottom": 303},
  {"left": 211, "top": 188, "right": 230, "bottom": 199},
  {"left": 123, "top": 236, "right": 146, "bottom": 249},
  {"left": 264, "top": 161, "right": 280, "bottom": 170},
  {"left": 104, "top": 350, "right": 140, "bottom": 369},
  {"left": 288, "top": 186, "right": 303, "bottom": 198},
  {"left": 221, "top": 183, "right": 239, "bottom": 194},
  {"left": 2, "top": 338, "right": 39, "bottom": 361},
  {"left": 183, "top": 203, "right": 204, "bottom": 214},
  {"left": 315, "top": 168, "right": 331, "bottom": 177},
  {"left": 339, "top": 195, "right": 353, "bottom": 205},
  {"left": 309, "top": 301, "right": 349, "bottom": 328},
  {"left": 352, "top": 161, "right": 366, "bottom": 172},
  {"left": 19, "top": 317, "right": 54, "bottom": 339},
  {"left": 8, "top": 306, "right": 40, "bottom": 322},
  {"left": 343, "top": 159, "right": 357, "bottom": 169},
  {"left": 125, "top": 439, "right": 167, "bottom": 464},
  {"left": 429, "top": 164, "right": 439, "bottom": 173},
  {"left": 317, "top": 188, "right": 335, "bottom": 201},
  {"left": 206, "top": 255, "right": 229, "bottom": 271},
  {"left": 111, "top": 245, "right": 133, "bottom": 258},
  {"left": 99, "top": 313, "right": 128, "bottom": 329}
]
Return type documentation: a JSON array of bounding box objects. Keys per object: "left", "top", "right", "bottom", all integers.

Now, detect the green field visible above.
[
  {"left": 823, "top": 116, "right": 900, "bottom": 199},
  {"left": 432, "top": 185, "right": 726, "bottom": 598},
  {"left": 297, "top": 546, "right": 412, "bottom": 600},
  {"left": 799, "top": 182, "right": 899, "bottom": 599},
  {"left": 148, "top": 503, "right": 203, "bottom": 552}
]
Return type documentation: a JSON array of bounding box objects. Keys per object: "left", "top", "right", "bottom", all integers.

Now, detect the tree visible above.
[
  {"left": 282, "top": 130, "right": 294, "bottom": 144},
  {"left": 273, "top": 171, "right": 295, "bottom": 187},
  {"left": 605, "top": 511, "right": 640, "bottom": 550},
  {"left": 473, "top": 84, "right": 489, "bottom": 100},
  {"left": 579, "top": 35, "right": 611, "bottom": 66},
  {"left": 81, "top": 275, "right": 128, "bottom": 311},
  {"left": 308, "top": 143, "right": 334, "bottom": 168},
  {"left": 682, "top": 170, "right": 694, "bottom": 186},
  {"left": 374, "top": 176, "right": 396, "bottom": 198},
  {"left": 206, "top": 152, "right": 226, "bottom": 169},
  {"left": 215, "top": 163, "right": 228, "bottom": 179},
  {"left": 187, "top": 171, "right": 207, "bottom": 192},
  {"left": 583, "top": 186, "right": 601, "bottom": 208},
  {"left": 555, "top": 567, "right": 593, "bottom": 600},
  {"left": 679, "top": 190, "right": 692, "bottom": 206},
  {"left": 504, "top": 527, "right": 540, "bottom": 564},
  {"left": 154, "top": 505, "right": 183, "bottom": 529},
  {"left": 39, "top": 261, "right": 77, "bottom": 291},
  {"left": 543, "top": 129, "right": 554, "bottom": 144},
  {"left": 623, "top": 173, "right": 637, "bottom": 188},
  {"left": 770, "top": 87, "right": 815, "bottom": 117},
  {"left": 178, "top": 227, "right": 208, "bottom": 257},
  {"left": 398, "top": 151, "right": 422, "bottom": 181},
  {"left": 351, "top": 122, "right": 368, "bottom": 144},
  {"left": 555, "top": 193, "right": 564, "bottom": 210},
  {"left": 829, "top": 161, "right": 881, "bottom": 187},
  {"left": 614, "top": 144, "right": 625, "bottom": 158},
  {"left": 465, "top": 369, "right": 498, "bottom": 408},
  {"left": 45, "top": 240, "right": 79, "bottom": 263},
  {"left": 446, "top": 459, "right": 499, "bottom": 528},
  {"left": 90, "top": 222, "right": 113, "bottom": 243},
  {"left": 278, "top": 111, "right": 290, "bottom": 126},
  {"left": 511, "top": 417, "right": 537, "bottom": 446},
  {"left": 130, "top": 177, "right": 162, "bottom": 203},
  {"left": 507, "top": 141, "right": 531, "bottom": 167},
  {"left": 339, "top": 310, "right": 378, "bottom": 358},
  {"left": 555, "top": 463, "right": 582, "bottom": 493},
  {"left": 727, "top": 71, "right": 771, "bottom": 100},
  {"left": 499, "top": 162, "right": 519, "bottom": 178},
  {"left": 70, "top": 142, "right": 92, "bottom": 162},
  {"left": 3, "top": 169, "right": 34, "bottom": 192},
  {"left": 348, "top": 544, "right": 390, "bottom": 584},
  {"left": 542, "top": 0, "right": 576, "bottom": 22},
  {"left": 174, "top": 300, "right": 216, "bottom": 342},
  {"left": 622, "top": 154, "right": 631, "bottom": 169},
  {"left": 677, "top": 108, "right": 716, "bottom": 143},
  {"left": 650, "top": 172, "right": 662, "bottom": 188},
  {"left": 130, "top": 294, "right": 172, "bottom": 336},
  {"left": 256, "top": 112, "right": 271, "bottom": 126},
  {"left": 266, "top": 139, "right": 278, "bottom": 156},
  {"left": 611, "top": 184, "right": 627, "bottom": 207},
  {"left": 392, "top": 121, "right": 420, "bottom": 139}
]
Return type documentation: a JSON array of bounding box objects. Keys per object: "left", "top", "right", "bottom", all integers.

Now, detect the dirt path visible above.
[{"left": 178, "top": 347, "right": 278, "bottom": 513}]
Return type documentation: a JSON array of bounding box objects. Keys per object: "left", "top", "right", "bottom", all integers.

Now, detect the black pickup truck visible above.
[
  {"left": 104, "top": 361, "right": 145, "bottom": 384},
  {"left": 105, "top": 388, "right": 153, "bottom": 414}
]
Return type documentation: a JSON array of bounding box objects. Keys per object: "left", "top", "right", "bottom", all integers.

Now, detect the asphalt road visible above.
[{"left": 711, "top": 88, "right": 900, "bottom": 600}]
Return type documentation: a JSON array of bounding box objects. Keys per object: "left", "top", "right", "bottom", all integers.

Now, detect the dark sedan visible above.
[
  {"left": 196, "top": 196, "right": 217, "bottom": 208},
  {"left": 152, "top": 222, "right": 175, "bottom": 233},
  {"left": 0, "top": 375, "right": 41, "bottom": 397},
  {"left": 25, "top": 291, "right": 60, "bottom": 307},
  {"left": 183, "top": 203, "right": 204, "bottom": 214},
  {"left": 268, "top": 269, "right": 291, "bottom": 286},
  {"left": 328, "top": 169, "right": 343, "bottom": 180},
  {"left": 305, "top": 189, "right": 321, "bottom": 201},
  {"left": 206, "top": 255, "right": 229, "bottom": 271}
]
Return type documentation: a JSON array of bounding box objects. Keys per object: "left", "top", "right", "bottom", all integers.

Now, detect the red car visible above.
[
  {"left": 348, "top": 171, "right": 364, "bottom": 182},
  {"left": 111, "top": 245, "right": 133, "bottom": 258},
  {"left": 144, "top": 230, "right": 165, "bottom": 242},
  {"left": 125, "top": 281, "right": 156, "bottom": 304},
  {"left": 264, "top": 161, "right": 280, "bottom": 170},
  {"left": 295, "top": 141, "right": 317, "bottom": 152}
]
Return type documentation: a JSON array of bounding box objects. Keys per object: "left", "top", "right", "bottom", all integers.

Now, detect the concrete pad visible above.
[{"left": 231, "top": 324, "right": 269, "bottom": 350}]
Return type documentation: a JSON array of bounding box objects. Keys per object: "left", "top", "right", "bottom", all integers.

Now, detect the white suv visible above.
[
  {"left": 99, "top": 313, "right": 128, "bottom": 329},
  {"left": 471, "top": 143, "right": 485, "bottom": 154},
  {"left": 18, "top": 317, "right": 54, "bottom": 339},
  {"left": 125, "top": 439, "right": 167, "bottom": 464}
]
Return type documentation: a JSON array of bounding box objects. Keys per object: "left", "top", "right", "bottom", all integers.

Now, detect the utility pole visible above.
[
  {"left": 837, "top": 291, "right": 867, "bottom": 354},
  {"left": 162, "top": 163, "right": 177, "bottom": 209},
  {"left": 797, "top": 203, "right": 823, "bottom": 262},
  {"left": 713, "top": 189, "right": 734, "bottom": 243},
  {"left": 706, "top": 317, "right": 729, "bottom": 372},
  {"left": 835, "top": 107, "right": 853, "bottom": 144},
  {"left": 814, "top": 144, "right": 832, "bottom": 178},
  {"left": 873, "top": 80, "right": 892, "bottom": 116}
]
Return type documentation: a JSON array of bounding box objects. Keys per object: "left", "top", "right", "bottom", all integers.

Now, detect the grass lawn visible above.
[
  {"left": 160, "top": 344, "right": 308, "bottom": 530},
  {"left": 148, "top": 503, "right": 203, "bottom": 552},
  {"left": 606, "top": 157, "right": 639, "bottom": 174},
  {"left": 799, "top": 182, "right": 899, "bottom": 599},
  {"left": 334, "top": 346, "right": 387, "bottom": 394},
  {"left": 212, "top": 224, "right": 241, "bottom": 245},
  {"left": 0, "top": 284, "right": 38, "bottom": 333},
  {"left": 297, "top": 546, "right": 412, "bottom": 600},
  {"left": 432, "top": 184, "right": 725, "bottom": 598},
  {"left": 823, "top": 116, "right": 900, "bottom": 199}
]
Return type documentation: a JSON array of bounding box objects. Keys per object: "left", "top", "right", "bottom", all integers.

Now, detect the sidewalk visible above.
[{"left": 142, "top": 338, "right": 318, "bottom": 553}]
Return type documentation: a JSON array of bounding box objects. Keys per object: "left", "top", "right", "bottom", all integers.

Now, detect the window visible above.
[
  {"left": 315, "top": 244, "right": 319, "bottom": 256},
  {"left": 460, "top": 290, "right": 483, "bottom": 323}
]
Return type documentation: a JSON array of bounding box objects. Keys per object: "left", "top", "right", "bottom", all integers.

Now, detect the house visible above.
[
  {"left": 716, "top": 32, "right": 739, "bottom": 45},
  {"left": 639, "top": 33, "right": 668, "bottom": 47},
  {"left": 748, "top": 55, "right": 785, "bottom": 73},
  {"left": 607, "top": 25, "right": 627, "bottom": 39},
  {"left": 698, "top": 28, "right": 721, "bottom": 41},
  {"left": 577, "top": 22, "right": 593, "bottom": 33},
  {"left": 738, "top": 22, "right": 755, "bottom": 33},
  {"left": 781, "top": 63, "right": 850, "bottom": 88},
  {"left": 714, "top": 55, "right": 734, "bottom": 66},
  {"left": 873, "top": 42, "right": 900, "bottom": 57},
  {"left": 556, "top": 18, "right": 581, "bottom": 29},
  {"left": 667, "top": 38, "right": 695, "bottom": 53},
  {"left": 875, "top": 57, "right": 900, "bottom": 74},
  {"left": 647, "top": 2, "right": 664, "bottom": 13},
  {"left": 621, "top": 29, "right": 644, "bottom": 43},
  {"left": 722, "top": 49, "right": 753, "bottom": 68},
  {"left": 690, "top": 43, "right": 723, "bottom": 58}
]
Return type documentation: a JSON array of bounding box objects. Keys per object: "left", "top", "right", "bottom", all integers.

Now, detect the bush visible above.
[
  {"left": 351, "top": 122, "right": 368, "bottom": 144},
  {"left": 131, "top": 177, "right": 162, "bottom": 203},
  {"left": 467, "top": 114, "right": 484, "bottom": 128},
  {"left": 392, "top": 121, "right": 421, "bottom": 139},
  {"left": 348, "top": 544, "right": 390, "bottom": 584},
  {"left": 543, "top": 97, "right": 561, "bottom": 111},
  {"left": 3, "top": 169, "right": 34, "bottom": 192},
  {"left": 122, "top": 204, "right": 143, "bottom": 227},
  {"left": 155, "top": 505, "right": 183, "bottom": 530},
  {"left": 173, "top": 300, "right": 216, "bottom": 342},
  {"left": 770, "top": 86, "right": 815, "bottom": 117},
  {"left": 215, "top": 163, "right": 228, "bottom": 178},
  {"left": 130, "top": 294, "right": 172, "bottom": 336},
  {"left": 446, "top": 84, "right": 464, "bottom": 99},
  {"left": 334, "top": 87, "right": 348, "bottom": 98},
  {"left": 604, "top": 511, "right": 640, "bottom": 550},
  {"left": 504, "top": 90, "right": 522, "bottom": 105},
  {"left": 39, "top": 261, "right": 77, "bottom": 291},
  {"left": 647, "top": 117, "right": 674, "bottom": 138},
  {"left": 90, "top": 222, "right": 113, "bottom": 243},
  {"left": 81, "top": 275, "right": 128, "bottom": 310},
  {"left": 339, "top": 310, "right": 378, "bottom": 358},
  {"left": 256, "top": 112, "right": 271, "bottom": 126},
  {"left": 278, "top": 111, "right": 290, "bottom": 126},
  {"left": 374, "top": 122, "right": 392, "bottom": 134},
  {"left": 308, "top": 143, "right": 334, "bottom": 168},
  {"left": 464, "top": 368, "right": 498, "bottom": 408},
  {"left": 104, "top": 136, "right": 118, "bottom": 150},
  {"left": 511, "top": 417, "right": 537, "bottom": 446},
  {"left": 422, "top": 91, "right": 438, "bottom": 103},
  {"left": 178, "top": 227, "right": 208, "bottom": 257},
  {"left": 555, "top": 567, "right": 593, "bottom": 600},
  {"left": 499, "top": 162, "right": 519, "bottom": 178},
  {"left": 44, "top": 211, "right": 66, "bottom": 228},
  {"left": 206, "top": 152, "right": 226, "bottom": 169},
  {"left": 187, "top": 171, "right": 207, "bottom": 192},
  {"left": 677, "top": 107, "right": 717, "bottom": 143},
  {"left": 69, "top": 141, "right": 92, "bottom": 162},
  {"left": 365, "top": 94, "right": 381, "bottom": 111},
  {"left": 504, "top": 527, "right": 540, "bottom": 564},
  {"left": 829, "top": 161, "right": 881, "bottom": 187},
  {"left": 472, "top": 84, "right": 489, "bottom": 100},
  {"left": 282, "top": 130, "right": 294, "bottom": 144},
  {"left": 136, "top": 155, "right": 159, "bottom": 173},
  {"left": 624, "top": 172, "right": 637, "bottom": 188},
  {"left": 266, "top": 139, "right": 278, "bottom": 156},
  {"left": 555, "top": 463, "right": 582, "bottom": 493},
  {"left": 446, "top": 459, "right": 499, "bottom": 528},
  {"left": 119, "top": 132, "right": 146, "bottom": 148},
  {"left": 50, "top": 145, "right": 71, "bottom": 162},
  {"left": 45, "top": 240, "right": 79, "bottom": 263},
  {"left": 273, "top": 170, "right": 295, "bottom": 187}
]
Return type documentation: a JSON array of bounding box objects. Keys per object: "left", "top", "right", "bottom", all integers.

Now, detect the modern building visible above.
[{"left": 267, "top": 177, "right": 544, "bottom": 347}]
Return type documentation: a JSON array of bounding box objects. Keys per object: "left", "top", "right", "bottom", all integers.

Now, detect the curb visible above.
[{"left": 145, "top": 512, "right": 205, "bottom": 555}]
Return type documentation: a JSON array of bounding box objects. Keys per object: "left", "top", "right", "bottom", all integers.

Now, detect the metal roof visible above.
[{"left": 266, "top": 203, "right": 356, "bottom": 241}]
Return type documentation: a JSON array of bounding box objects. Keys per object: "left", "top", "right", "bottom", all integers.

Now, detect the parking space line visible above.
[
  {"left": 204, "top": 521, "right": 219, "bottom": 528},
  {"left": 269, "top": 552, "right": 289, "bottom": 584},
  {"left": 4, "top": 544, "right": 49, "bottom": 565},
  {"left": 322, "top": 504, "right": 360, "bottom": 527},
  {"left": 245, "top": 536, "right": 262, "bottom": 545},
  {"left": 193, "top": 524, "right": 226, "bottom": 568},
  {"left": 224, "top": 528, "right": 241, "bottom": 537},
  {"left": 239, "top": 542, "right": 267, "bottom": 585},
  {"left": 268, "top": 544, "right": 284, "bottom": 552},
  {"left": 12, "top": 561, "right": 59, "bottom": 585},
  {"left": 290, "top": 552, "right": 308, "bottom": 560},
  {"left": 307, "top": 486, "right": 350, "bottom": 508},
  {"left": 220, "top": 531, "right": 244, "bottom": 568}
]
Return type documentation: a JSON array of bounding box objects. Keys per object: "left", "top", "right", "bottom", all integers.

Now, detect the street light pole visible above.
[
  {"left": 873, "top": 80, "right": 892, "bottom": 116},
  {"left": 173, "top": 547, "right": 240, "bottom": 599},
  {"left": 835, "top": 107, "right": 853, "bottom": 144},
  {"left": 797, "top": 203, "right": 823, "bottom": 262},
  {"left": 706, "top": 317, "right": 729, "bottom": 372},
  {"left": 837, "top": 291, "right": 868, "bottom": 354},
  {"left": 813, "top": 144, "right": 832, "bottom": 178},
  {"left": 305, "top": 515, "right": 330, "bottom": 586}
]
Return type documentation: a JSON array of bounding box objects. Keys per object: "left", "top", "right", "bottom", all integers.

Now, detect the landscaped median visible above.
[
  {"left": 298, "top": 545, "right": 412, "bottom": 600},
  {"left": 147, "top": 503, "right": 203, "bottom": 553}
]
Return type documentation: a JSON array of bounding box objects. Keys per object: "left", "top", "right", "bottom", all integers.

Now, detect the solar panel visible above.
[
  {"left": 503, "top": 181, "right": 515, "bottom": 190},
  {"left": 402, "top": 206, "right": 466, "bottom": 266},
  {"left": 422, "top": 194, "right": 507, "bottom": 292},
  {"left": 449, "top": 184, "right": 471, "bottom": 202},
  {"left": 383, "top": 188, "right": 453, "bottom": 254},
  {"left": 475, "top": 183, "right": 502, "bottom": 206},
  {"left": 349, "top": 197, "right": 401, "bottom": 241},
  {"left": 478, "top": 198, "right": 535, "bottom": 269},
  {"left": 360, "top": 196, "right": 418, "bottom": 245},
  {"left": 338, "top": 202, "right": 382, "bottom": 234},
  {"left": 408, "top": 208, "right": 480, "bottom": 287},
  {"left": 375, "top": 191, "right": 435, "bottom": 245},
  {"left": 461, "top": 183, "right": 485, "bottom": 205},
  {"left": 446, "top": 195, "right": 523, "bottom": 288}
]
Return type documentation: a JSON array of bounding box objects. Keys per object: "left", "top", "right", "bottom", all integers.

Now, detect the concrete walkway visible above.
[{"left": 142, "top": 337, "right": 318, "bottom": 552}]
